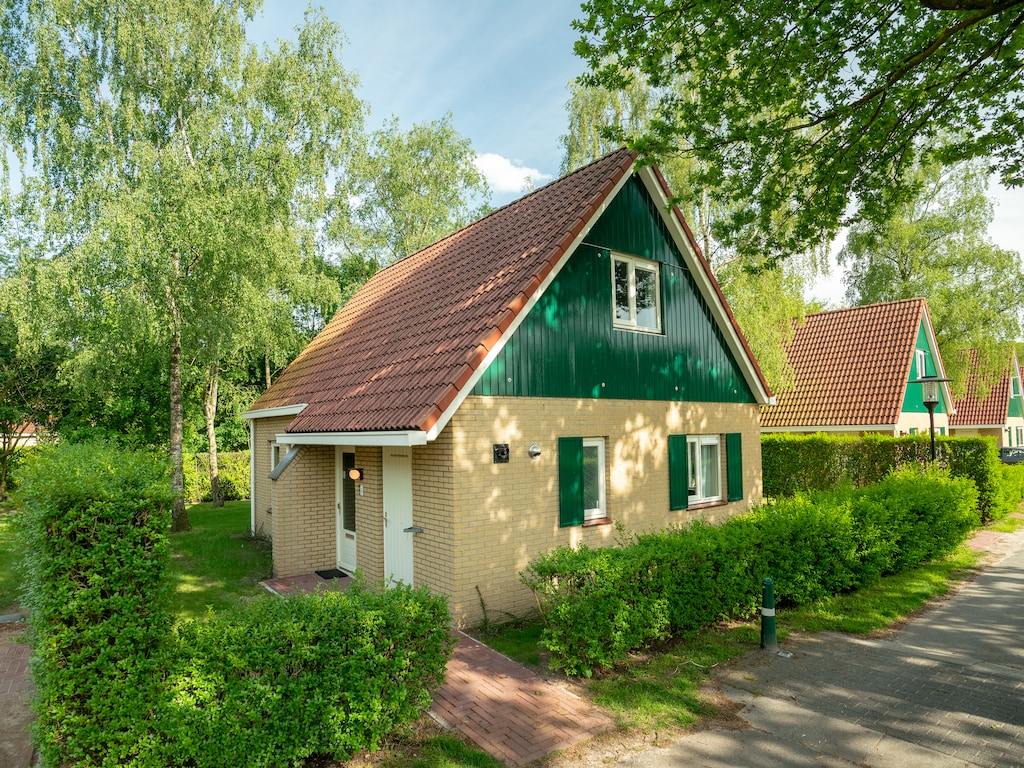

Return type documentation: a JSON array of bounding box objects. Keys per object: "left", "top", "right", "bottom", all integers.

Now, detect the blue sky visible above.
[
  {"left": 250, "top": 1, "right": 583, "bottom": 204},
  {"left": 250, "top": 2, "right": 1023, "bottom": 306}
]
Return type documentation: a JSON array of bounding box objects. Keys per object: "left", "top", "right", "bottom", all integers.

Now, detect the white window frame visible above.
[
  {"left": 1013, "top": 375, "right": 1021, "bottom": 397},
  {"left": 582, "top": 437, "right": 607, "bottom": 521},
  {"left": 687, "top": 435, "right": 722, "bottom": 504},
  {"left": 916, "top": 349, "right": 927, "bottom": 378},
  {"left": 271, "top": 442, "right": 290, "bottom": 472},
  {"left": 612, "top": 253, "right": 662, "bottom": 333},
  {"left": 1018, "top": 427, "right": 1023, "bottom": 446}
]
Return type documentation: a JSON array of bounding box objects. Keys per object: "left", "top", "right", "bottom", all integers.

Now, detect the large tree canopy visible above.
[
  {"left": 574, "top": 0, "right": 1024, "bottom": 263},
  {"left": 840, "top": 155, "right": 1024, "bottom": 392}
]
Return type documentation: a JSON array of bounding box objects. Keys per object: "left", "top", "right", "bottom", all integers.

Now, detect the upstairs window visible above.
[
  {"left": 915, "top": 349, "right": 928, "bottom": 378},
  {"left": 613, "top": 254, "right": 661, "bottom": 333}
]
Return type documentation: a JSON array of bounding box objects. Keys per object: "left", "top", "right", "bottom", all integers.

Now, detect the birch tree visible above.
[{"left": 0, "top": 1, "right": 363, "bottom": 530}]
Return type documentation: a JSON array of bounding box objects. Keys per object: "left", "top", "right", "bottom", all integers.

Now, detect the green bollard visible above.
[{"left": 760, "top": 577, "right": 777, "bottom": 651}]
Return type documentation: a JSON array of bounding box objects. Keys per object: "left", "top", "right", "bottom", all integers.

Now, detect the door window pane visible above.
[{"left": 342, "top": 451, "right": 356, "bottom": 532}]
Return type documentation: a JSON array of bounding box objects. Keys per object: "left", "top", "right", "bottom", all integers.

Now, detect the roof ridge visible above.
[{"left": 806, "top": 297, "right": 926, "bottom": 320}]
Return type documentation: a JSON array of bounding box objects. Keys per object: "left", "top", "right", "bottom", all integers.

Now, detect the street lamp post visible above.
[{"left": 910, "top": 375, "right": 950, "bottom": 463}]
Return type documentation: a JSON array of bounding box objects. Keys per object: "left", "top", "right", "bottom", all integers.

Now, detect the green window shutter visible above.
[
  {"left": 558, "top": 437, "right": 584, "bottom": 527},
  {"left": 726, "top": 433, "right": 743, "bottom": 502},
  {"left": 668, "top": 434, "right": 689, "bottom": 510}
]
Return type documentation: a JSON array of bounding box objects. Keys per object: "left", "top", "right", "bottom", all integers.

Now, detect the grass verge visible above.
[{"left": 167, "top": 500, "right": 273, "bottom": 621}]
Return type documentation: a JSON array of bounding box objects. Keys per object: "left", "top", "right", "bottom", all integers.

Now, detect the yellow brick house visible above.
[{"left": 244, "top": 149, "right": 774, "bottom": 625}]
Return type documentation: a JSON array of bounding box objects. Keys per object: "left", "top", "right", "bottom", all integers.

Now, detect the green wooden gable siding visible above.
[
  {"left": 473, "top": 176, "right": 755, "bottom": 403},
  {"left": 901, "top": 320, "right": 947, "bottom": 414},
  {"left": 1010, "top": 373, "right": 1023, "bottom": 418},
  {"left": 1009, "top": 395, "right": 1023, "bottom": 419}
]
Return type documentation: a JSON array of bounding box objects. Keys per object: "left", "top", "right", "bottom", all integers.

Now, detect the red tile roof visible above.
[
  {"left": 248, "top": 148, "right": 769, "bottom": 435},
  {"left": 761, "top": 299, "right": 936, "bottom": 429},
  {"left": 949, "top": 350, "right": 1018, "bottom": 427}
]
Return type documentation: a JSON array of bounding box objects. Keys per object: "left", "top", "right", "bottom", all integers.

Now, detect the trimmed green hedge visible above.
[
  {"left": 762, "top": 433, "right": 1009, "bottom": 522},
  {"left": 16, "top": 443, "right": 176, "bottom": 767},
  {"left": 160, "top": 584, "right": 454, "bottom": 767},
  {"left": 182, "top": 450, "right": 250, "bottom": 503},
  {"left": 17, "top": 444, "right": 453, "bottom": 767},
  {"left": 523, "top": 468, "right": 979, "bottom": 676}
]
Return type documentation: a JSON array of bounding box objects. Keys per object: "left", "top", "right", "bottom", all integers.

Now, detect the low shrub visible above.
[
  {"left": 161, "top": 582, "right": 454, "bottom": 767},
  {"left": 182, "top": 450, "right": 250, "bottom": 503},
  {"left": 524, "top": 467, "right": 980, "bottom": 675},
  {"left": 16, "top": 443, "right": 175, "bottom": 767},
  {"left": 999, "top": 463, "right": 1024, "bottom": 512}
]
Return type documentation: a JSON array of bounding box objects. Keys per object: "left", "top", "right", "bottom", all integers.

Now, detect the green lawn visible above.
[
  {"left": 167, "top": 500, "right": 273, "bottom": 621},
  {"left": 0, "top": 512, "right": 21, "bottom": 612}
]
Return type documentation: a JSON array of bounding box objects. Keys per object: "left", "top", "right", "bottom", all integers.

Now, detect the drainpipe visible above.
[{"left": 249, "top": 419, "right": 256, "bottom": 535}]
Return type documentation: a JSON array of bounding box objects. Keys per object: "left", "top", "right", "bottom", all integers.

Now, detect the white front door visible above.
[
  {"left": 382, "top": 447, "right": 415, "bottom": 586},
  {"left": 335, "top": 447, "right": 357, "bottom": 573}
]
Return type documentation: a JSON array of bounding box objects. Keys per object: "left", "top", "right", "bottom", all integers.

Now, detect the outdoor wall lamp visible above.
[
  {"left": 347, "top": 467, "right": 364, "bottom": 481},
  {"left": 909, "top": 375, "right": 950, "bottom": 463},
  {"left": 528, "top": 444, "right": 542, "bottom": 459}
]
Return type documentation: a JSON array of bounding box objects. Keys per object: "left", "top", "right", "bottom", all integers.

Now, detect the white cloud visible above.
[{"left": 474, "top": 153, "right": 551, "bottom": 195}]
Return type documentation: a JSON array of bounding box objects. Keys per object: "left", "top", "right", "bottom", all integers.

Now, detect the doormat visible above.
[{"left": 315, "top": 569, "right": 347, "bottom": 580}]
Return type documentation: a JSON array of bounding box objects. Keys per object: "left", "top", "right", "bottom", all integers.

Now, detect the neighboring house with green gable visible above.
[
  {"left": 761, "top": 299, "right": 955, "bottom": 437},
  {"left": 243, "top": 149, "right": 773, "bottom": 625},
  {"left": 949, "top": 350, "right": 1024, "bottom": 449}
]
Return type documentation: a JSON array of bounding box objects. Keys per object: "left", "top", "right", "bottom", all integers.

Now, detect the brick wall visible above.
[
  {"left": 411, "top": 430, "right": 456, "bottom": 597},
  {"left": 270, "top": 445, "right": 336, "bottom": 578},
  {"left": 442, "top": 395, "right": 764, "bottom": 625},
  {"left": 251, "top": 416, "right": 295, "bottom": 539}
]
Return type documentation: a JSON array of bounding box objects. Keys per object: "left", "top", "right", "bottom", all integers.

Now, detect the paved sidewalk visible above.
[{"left": 613, "top": 522, "right": 1024, "bottom": 768}]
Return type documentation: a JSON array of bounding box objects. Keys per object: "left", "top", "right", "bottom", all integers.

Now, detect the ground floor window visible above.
[
  {"left": 688, "top": 435, "right": 721, "bottom": 503},
  {"left": 669, "top": 432, "right": 743, "bottom": 509},
  {"left": 559, "top": 436, "right": 607, "bottom": 526}
]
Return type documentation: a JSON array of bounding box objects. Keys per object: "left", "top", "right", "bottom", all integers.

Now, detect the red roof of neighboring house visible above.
[
  {"left": 247, "top": 148, "right": 770, "bottom": 435},
  {"left": 762, "top": 298, "right": 941, "bottom": 429},
  {"left": 949, "top": 350, "right": 1020, "bottom": 427}
]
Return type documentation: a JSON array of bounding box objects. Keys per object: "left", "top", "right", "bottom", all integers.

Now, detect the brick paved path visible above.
[
  {"left": 0, "top": 624, "right": 33, "bottom": 768},
  {"left": 430, "top": 632, "right": 614, "bottom": 767}
]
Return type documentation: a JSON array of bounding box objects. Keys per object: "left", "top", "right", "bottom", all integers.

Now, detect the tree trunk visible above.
[
  {"left": 265, "top": 349, "right": 271, "bottom": 389},
  {"left": 204, "top": 362, "right": 222, "bottom": 507},
  {"left": 169, "top": 325, "right": 191, "bottom": 532}
]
